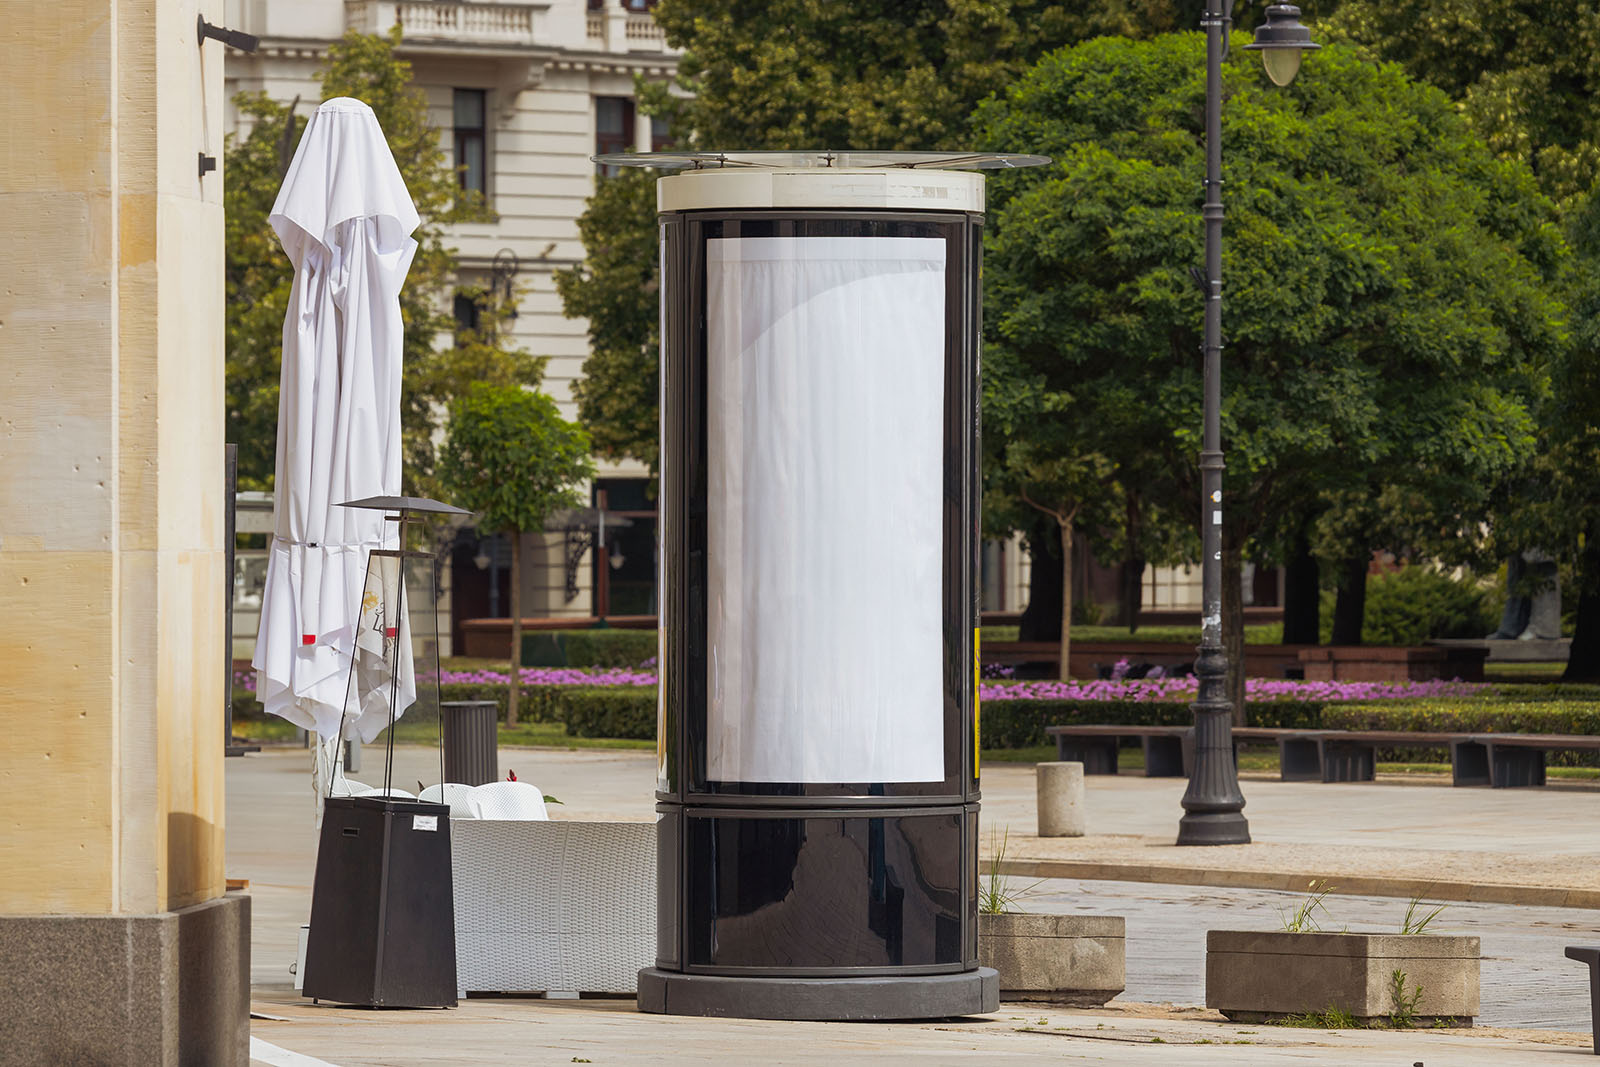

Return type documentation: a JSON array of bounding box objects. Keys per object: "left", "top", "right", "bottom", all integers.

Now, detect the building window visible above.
[
  {"left": 595, "top": 96, "right": 636, "bottom": 176},
  {"left": 453, "top": 290, "right": 482, "bottom": 344},
  {"left": 651, "top": 115, "right": 672, "bottom": 152},
  {"left": 592, "top": 479, "right": 658, "bottom": 618},
  {"left": 454, "top": 89, "right": 487, "bottom": 197},
  {"left": 621, "top": 0, "right": 655, "bottom": 10}
]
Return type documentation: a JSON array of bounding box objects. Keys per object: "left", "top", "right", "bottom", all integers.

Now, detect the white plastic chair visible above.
[
  {"left": 418, "top": 782, "right": 478, "bottom": 818},
  {"left": 352, "top": 786, "right": 416, "bottom": 799},
  {"left": 464, "top": 780, "right": 549, "bottom": 821},
  {"left": 329, "top": 776, "right": 368, "bottom": 798}
]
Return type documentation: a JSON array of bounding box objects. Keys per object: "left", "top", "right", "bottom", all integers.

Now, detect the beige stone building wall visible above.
[
  {"left": 1, "top": 0, "right": 227, "bottom": 915},
  {"left": 223, "top": 1, "right": 674, "bottom": 628}
]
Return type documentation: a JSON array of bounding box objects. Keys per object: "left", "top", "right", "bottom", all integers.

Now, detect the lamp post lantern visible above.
[{"left": 1178, "top": 3, "right": 1317, "bottom": 847}]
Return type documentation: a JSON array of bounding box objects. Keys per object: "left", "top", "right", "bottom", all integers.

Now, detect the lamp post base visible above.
[
  {"left": 1176, "top": 810, "right": 1251, "bottom": 846},
  {"left": 637, "top": 967, "right": 999, "bottom": 1021}
]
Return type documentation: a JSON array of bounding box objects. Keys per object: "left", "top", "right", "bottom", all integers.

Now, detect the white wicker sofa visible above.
[{"left": 449, "top": 818, "right": 656, "bottom": 995}]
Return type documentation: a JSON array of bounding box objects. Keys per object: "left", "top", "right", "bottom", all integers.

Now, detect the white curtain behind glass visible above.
[{"left": 706, "top": 236, "right": 946, "bottom": 784}]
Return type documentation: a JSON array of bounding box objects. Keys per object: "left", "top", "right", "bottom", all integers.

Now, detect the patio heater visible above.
[
  {"left": 605, "top": 150, "right": 1048, "bottom": 1020},
  {"left": 301, "top": 494, "right": 470, "bottom": 1009}
]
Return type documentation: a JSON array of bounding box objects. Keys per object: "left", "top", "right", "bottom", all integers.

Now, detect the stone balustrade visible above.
[{"left": 346, "top": 0, "right": 540, "bottom": 48}]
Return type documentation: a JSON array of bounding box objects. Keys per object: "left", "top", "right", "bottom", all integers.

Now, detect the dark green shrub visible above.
[
  {"left": 1318, "top": 566, "right": 1498, "bottom": 645},
  {"left": 439, "top": 682, "right": 571, "bottom": 724},
  {"left": 519, "top": 628, "right": 657, "bottom": 668},
  {"left": 561, "top": 686, "right": 657, "bottom": 739}
]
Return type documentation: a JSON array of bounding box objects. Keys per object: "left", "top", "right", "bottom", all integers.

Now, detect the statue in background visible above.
[{"left": 1489, "top": 549, "right": 1562, "bottom": 640}]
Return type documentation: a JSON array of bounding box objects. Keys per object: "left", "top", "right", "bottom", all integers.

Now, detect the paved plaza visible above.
[{"left": 234, "top": 744, "right": 1600, "bottom": 1064}]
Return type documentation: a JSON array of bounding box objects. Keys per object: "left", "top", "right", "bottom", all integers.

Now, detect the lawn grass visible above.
[
  {"left": 1484, "top": 661, "right": 1569, "bottom": 682},
  {"left": 231, "top": 715, "right": 654, "bottom": 752}
]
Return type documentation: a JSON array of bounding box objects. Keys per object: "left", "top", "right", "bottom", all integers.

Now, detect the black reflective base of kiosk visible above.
[{"left": 638, "top": 967, "right": 998, "bottom": 1020}]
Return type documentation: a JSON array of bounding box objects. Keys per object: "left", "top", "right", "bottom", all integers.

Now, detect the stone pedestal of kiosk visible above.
[{"left": 628, "top": 151, "right": 1046, "bottom": 1021}]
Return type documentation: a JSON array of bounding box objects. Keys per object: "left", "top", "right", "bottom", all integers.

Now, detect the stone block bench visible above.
[
  {"left": 1046, "top": 725, "right": 1600, "bottom": 788},
  {"left": 1566, "top": 946, "right": 1599, "bottom": 1054}
]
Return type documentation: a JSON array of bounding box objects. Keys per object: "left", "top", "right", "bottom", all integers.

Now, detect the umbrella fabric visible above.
[{"left": 252, "top": 97, "right": 419, "bottom": 743}]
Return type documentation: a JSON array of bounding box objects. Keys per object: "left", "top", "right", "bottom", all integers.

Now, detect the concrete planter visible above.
[
  {"left": 978, "top": 913, "right": 1125, "bottom": 1005},
  {"left": 1206, "top": 931, "right": 1479, "bottom": 1026}
]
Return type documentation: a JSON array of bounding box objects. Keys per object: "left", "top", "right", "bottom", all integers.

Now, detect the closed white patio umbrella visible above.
[{"left": 252, "top": 97, "right": 419, "bottom": 757}]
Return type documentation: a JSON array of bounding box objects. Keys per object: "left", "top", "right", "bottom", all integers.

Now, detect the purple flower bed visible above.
[
  {"left": 440, "top": 666, "right": 655, "bottom": 687},
  {"left": 240, "top": 658, "right": 1488, "bottom": 704},
  {"left": 980, "top": 676, "right": 1491, "bottom": 703}
]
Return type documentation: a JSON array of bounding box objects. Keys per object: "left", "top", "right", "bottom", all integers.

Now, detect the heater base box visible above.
[
  {"left": 637, "top": 966, "right": 997, "bottom": 1021},
  {"left": 303, "top": 796, "right": 458, "bottom": 1008}
]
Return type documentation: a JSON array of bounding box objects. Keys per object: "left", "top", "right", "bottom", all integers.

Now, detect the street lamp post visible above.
[{"left": 1178, "top": 3, "right": 1317, "bottom": 846}]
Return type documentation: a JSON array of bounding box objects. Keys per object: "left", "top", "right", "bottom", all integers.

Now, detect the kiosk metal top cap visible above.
[{"left": 592, "top": 150, "right": 1051, "bottom": 171}]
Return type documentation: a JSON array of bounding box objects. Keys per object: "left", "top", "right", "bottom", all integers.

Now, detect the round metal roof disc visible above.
[{"left": 592, "top": 150, "right": 1051, "bottom": 171}]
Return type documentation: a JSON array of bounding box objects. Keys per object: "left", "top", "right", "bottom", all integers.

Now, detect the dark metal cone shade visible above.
[{"left": 1246, "top": 4, "right": 1319, "bottom": 85}]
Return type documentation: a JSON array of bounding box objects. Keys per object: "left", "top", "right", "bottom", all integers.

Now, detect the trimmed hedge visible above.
[
  {"left": 563, "top": 686, "right": 657, "bottom": 739},
  {"left": 519, "top": 628, "right": 657, "bottom": 668},
  {"left": 978, "top": 698, "right": 1330, "bottom": 749},
  {"left": 1325, "top": 699, "right": 1600, "bottom": 734},
  {"left": 439, "top": 681, "right": 568, "bottom": 723},
  {"left": 1325, "top": 699, "right": 1600, "bottom": 766}
]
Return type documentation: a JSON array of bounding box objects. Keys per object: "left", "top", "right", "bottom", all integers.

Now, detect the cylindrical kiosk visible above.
[{"left": 621, "top": 151, "right": 1047, "bottom": 1021}]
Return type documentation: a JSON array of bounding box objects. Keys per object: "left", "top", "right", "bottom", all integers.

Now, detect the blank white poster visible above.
[{"left": 706, "top": 236, "right": 946, "bottom": 784}]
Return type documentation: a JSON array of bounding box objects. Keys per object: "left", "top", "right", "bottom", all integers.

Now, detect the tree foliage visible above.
[
  {"left": 1326, "top": 0, "right": 1600, "bottom": 206},
  {"left": 224, "top": 29, "right": 541, "bottom": 493},
  {"left": 1328, "top": 0, "right": 1600, "bottom": 672},
  {"left": 976, "top": 35, "right": 1567, "bottom": 707},
  {"left": 561, "top": 0, "right": 1240, "bottom": 470},
  {"left": 439, "top": 383, "right": 593, "bottom": 721},
  {"left": 439, "top": 384, "right": 594, "bottom": 544},
  {"left": 554, "top": 168, "right": 660, "bottom": 471}
]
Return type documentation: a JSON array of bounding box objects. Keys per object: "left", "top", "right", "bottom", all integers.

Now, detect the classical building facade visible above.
[{"left": 224, "top": 0, "right": 679, "bottom": 650}]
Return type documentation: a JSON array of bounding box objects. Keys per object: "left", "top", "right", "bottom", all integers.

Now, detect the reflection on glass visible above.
[{"left": 685, "top": 813, "right": 963, "bottom": 970}]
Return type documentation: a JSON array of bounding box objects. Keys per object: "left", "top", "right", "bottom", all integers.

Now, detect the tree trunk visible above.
[
  {"left": 1058, "top": 520, "right": 1074, "bottom": 681},
  {"left": 1564, "top": 531, "right": 1600, "bottom": 682},
  {"left": 1280, "top": 524, "right": 1320, "bottom": 645},
  {"left": 1331, "top": 553, "right": 1368, "bottom": 646},
  {"left": 1221, "top": 537, "right": 1246, "bottom": 727},
  {"left": 1018, "top": 516, "right": 1062, "bottom": 643},
  {"left": 507, "top": 531, "right": 522, "bottom": 727},
  {"left": 1119, "top": 491, "right": 1144, "bottom": 633}
]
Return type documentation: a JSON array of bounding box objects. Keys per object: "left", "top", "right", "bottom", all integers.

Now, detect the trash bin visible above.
[{"left": 442, "top": 700, "right": 499, "bottom": 786}]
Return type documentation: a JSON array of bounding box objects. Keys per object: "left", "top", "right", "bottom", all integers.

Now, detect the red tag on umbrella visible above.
[
  {"left": 302, "top": 634, "right": 315, "bottom": 646},
  {"left": 385, "top": 627, "right": 397, "bottom": 638}
]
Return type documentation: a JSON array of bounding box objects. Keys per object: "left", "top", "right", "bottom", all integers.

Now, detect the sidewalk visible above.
[
  {"left": 230, "top": 744, "right": 1600, "bottom": 1063},
  {"left": 980, "top": 762, "right": 1600, "bottom": 907},
  {"left": 248, "top": 993, "right": 1592, "bottom": 1066}
]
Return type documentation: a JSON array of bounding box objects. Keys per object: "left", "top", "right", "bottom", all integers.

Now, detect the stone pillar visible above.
[
  {"left": 0, "top": 1, "right": 250, "bottom": 1063},
  {"left": 1037, "top": 762, "right": 1086, "bottom": 837}
]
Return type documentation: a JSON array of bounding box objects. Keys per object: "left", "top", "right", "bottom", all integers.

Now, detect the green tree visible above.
[
  {"left": 1326, "top": 0, "right": 1600, "bottom": 206},
  {"left": 224, "top": 29, "right": 542, "bottom": 493},
  {"left": 559, "top": 0, "right": 1237, "bottom": 472},
  {"left": 1328, "top": 0, "right": 1600, "bottom": 675},
  {"left": 977, "top": 35, "right": 1567, "bottom": 717},
  {"left": 439, "top": 384, "right": 594, "bottom": 724},
  {"left": 554, "top": 168, "right": 661, "bottom": 472}
]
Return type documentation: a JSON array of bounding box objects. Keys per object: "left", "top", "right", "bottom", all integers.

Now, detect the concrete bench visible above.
[
  {"left": 1450, "top": 734, "right": 1600, "bottom": 788},
  {"left": 1046, "top": 725, "right": 1191, "bottom": 776},
  {"left": 1045, "top": 724, "right": 1600, "bottom": 787},
  {"left": 1245, "top": 729, "right": 1597, "bottom": 787},
  {"left": 1566, "top": 946, "right": 1599, "bottom": 1054}
]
